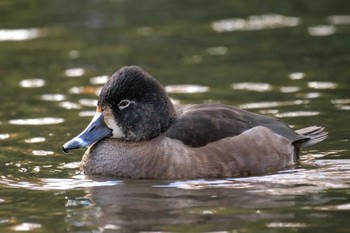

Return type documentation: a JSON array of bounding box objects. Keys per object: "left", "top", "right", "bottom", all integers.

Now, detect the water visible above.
[{"left": 1, "top": 0, "right": 350, "bottom": 232}]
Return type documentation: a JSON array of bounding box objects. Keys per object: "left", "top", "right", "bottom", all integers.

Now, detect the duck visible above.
[{"left": 62, "top": 65, "right": 327, "bottom": 179}]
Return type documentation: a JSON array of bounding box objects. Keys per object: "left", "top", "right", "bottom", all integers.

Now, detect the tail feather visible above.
[{"left": 295, "top": 126, "right": 328, "bottom": 147}]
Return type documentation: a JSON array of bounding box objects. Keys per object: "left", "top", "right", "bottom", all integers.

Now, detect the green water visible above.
[{"left": 1, "top": 0, "right": 350, "bottom": 232}]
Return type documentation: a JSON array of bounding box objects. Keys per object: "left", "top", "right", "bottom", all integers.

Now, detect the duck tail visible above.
[{"left": 295, "top": 126, "right": 328, "bottom": 148}]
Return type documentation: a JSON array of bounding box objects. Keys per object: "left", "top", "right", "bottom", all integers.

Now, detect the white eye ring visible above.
[{"left": 118, "top": 100, "right": 133, "bottom": 109}]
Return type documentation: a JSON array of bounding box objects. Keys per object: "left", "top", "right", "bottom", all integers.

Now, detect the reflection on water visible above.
[
  {"left": 0, "top": 134, "right": 10, "bottom": 140},
  {"left": 280, "top": 86, "right": 300, "bottom": 93},
  {"left": 0, "top": 175, "right": 120, "bottom": 191},
  {"left": 11, "top": 223, "right": 42, "bottom": 231},
  {"left": 0, "top": 28, "right": 43, "bottom": 41},
  {"left": 165, "top": 84, "right": 209, "bottom": 93},
  {"left": 68, "top": 86, "right": 101, "bottom": 95},
  {"left": 1, "top": 159, "right": 349, "bottom": 232},
  {"left": 59, "top": 101, "right": 81, "bottom": 110},
  {"left": 308, "top": 25, "right": 336, "bottom": 36},
  {"left": 65, "top": 68, "right": 86, "bottom": 77},
  {"left": 183, "top": 55, "right": 203, "bottom": 64},
  {"left": 232, "top": 82, "right": 272, "bottom": 92},
  {"left": 79, "top": 99, "right": 98, "bottom": 107},
  {"left": 212, "top": 14, "right": 300, "bottom": 32},
  {"left": 8, "top": 117, "right": 64, "bottom": 125},
  {"left": 274, "top": 111, "right": 319, "bottom": 118},
  {"left": 288, "top": 72, "right": 305, "bottom": 80},
  {"left": 332, "top": 99, "right": 350, "bottom": 111},
  {"left": 308, "top": 81, "right": 338, "bottom": 89},
  {"left": 239, "top": 100, "right": 308, "bottom": 109},
  {"left": 160, "top": 160, "right": 349, "bottom": 192},
  {"left": 24, "top": 137, "right": 46, "bottom": 143},
  {"left": 206, "top": 46, "right": 228, "bottom": 56},
  {"left": 78, "top": 111, "right": 96, "bottom": 117},
  {"left": 328, "top": 15, "right": 350, "bottom": 25},
  {"left": 19, "top": 79, "right": 45, "bottom": 88},
  {"left": 0, "top": 0, "right": 350, "bottom": 232},
  {"left": 298, "top": 92, "right": 322, "bottom": 99},
  {"left": 90, "top": 75, "right": 109, "bottom": 85},
  {"left": 41, "top": 94, "right": 66, "bottom": 102},
  {"left": 31, "top": 150, "right": 54, "bottom": 156},
  {"left": 71, "top": 160, "right": 350, "bottom": 232}
]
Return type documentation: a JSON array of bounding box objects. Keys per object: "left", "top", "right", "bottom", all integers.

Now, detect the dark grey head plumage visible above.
[{"left": 98, "top": 66, "right": 176, "bottom": 141}]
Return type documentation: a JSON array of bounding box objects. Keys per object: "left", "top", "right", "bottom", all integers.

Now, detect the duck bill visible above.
[{"left": 62, "top": 111, "right": 112, "bottom": 153}]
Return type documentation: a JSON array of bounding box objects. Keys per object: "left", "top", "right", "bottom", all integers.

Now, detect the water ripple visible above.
[
  {"left": 165, "top": 85, "right": 209, "bottom": 94},
  {"left": 297, "top": 92, "right": 322, "bottom": 99},
  {"left": 19, "top": 79, "right": 45, "bottom": 88},
  {"left": 212, "top": 14, "right": 300, "bottom": 32},
  {"left": 232, "top": 82, "right": 272, "bottom": 92},
  {"left": 0, "top": 28, "right": 43, "bottom": 41},
  {"left": 24, "top": 137, "right": 46, "bottom": 143},
  {"left": 9, "top": 117, "right": 64, "bottom": 125},
  {"left": 280, "top": 86, "right": 300, "bottom": 93},
  {"left": 59, "top": 101, "right": 81, "bottom": 110},
  {"left": 41, "top": 94, "right": 65, "bottom": 101},
  {"left": 328, "top": 15, "right": 350, "bottom": 25},
  {"left": 0, "top": 175, "right": 121, "bottom": 190},
  {"left": 274, "top": 111, "right": 319, "bottom": 118},
  {"left": 65, "top": 68, "right": 85, "bottom": 77},
  {"left": 0, "top": 134, "right": 10, "bottom": 140},
  {"left": 206, "top": 46, "right": 228, "bottom": 55},
  {"left": 90, "top": 75, "right": 109, "bottom": 85},
  {"left": 32, "top": 150, "right": 54, "bottom": 156},
  {"left": 308, "top": 25, "right": 336, "bottom": 36},
  {"left": 332, "top": 99, "right": 350, "bottom": 110},
  {"left": 160, "top": 159, "right": 350, "bottom": 194},
  {"left": 68, "top": 86, "right": 101, "bottom": 95},
  {"left": 239, "top": 100, "right": 308, "bottom": 109},
  {"left": 308, "top": 81, "right": 338, "bottom": 89},
  {"left": 79, "top": 99, "right": 98, "bottom": 107},
  {"left": 11, "top": 223, "right": 42, "bottom": 231},
  {"left": 289, "top": 72, "right": 305, "bottom": 80}
]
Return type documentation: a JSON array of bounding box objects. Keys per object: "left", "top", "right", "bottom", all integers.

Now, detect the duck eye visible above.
[{"left": 118, "top": 100, "right": 130, "bottom": 109}]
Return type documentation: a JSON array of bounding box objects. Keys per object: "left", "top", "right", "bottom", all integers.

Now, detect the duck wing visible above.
[{"left": 165, "top": 104, "right": 305, "bottom": 147}]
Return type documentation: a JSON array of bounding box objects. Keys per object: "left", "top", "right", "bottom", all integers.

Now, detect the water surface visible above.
[{"left": 0, "top": 1, "right": 350, "bottom": 232}]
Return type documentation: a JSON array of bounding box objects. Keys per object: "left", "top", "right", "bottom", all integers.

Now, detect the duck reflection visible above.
[{"left": 68, "top": 179, "right": 297, "bottom": 232}]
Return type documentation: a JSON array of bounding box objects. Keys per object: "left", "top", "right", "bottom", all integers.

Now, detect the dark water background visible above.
[{"left": 0, "top": 0, "right": 350, "bottom": 232}]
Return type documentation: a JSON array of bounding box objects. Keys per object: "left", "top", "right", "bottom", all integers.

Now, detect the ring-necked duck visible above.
[{"left": 63, "top": 66, "right": 327, "bottom": 179}]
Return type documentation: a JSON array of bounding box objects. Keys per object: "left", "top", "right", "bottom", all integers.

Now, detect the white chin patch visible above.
[
  {"left": 104, "top": 108, "right": 125, "bottom": 138},
  {"left": 107, "top": 118, "right": 125, "bottom": 138}
]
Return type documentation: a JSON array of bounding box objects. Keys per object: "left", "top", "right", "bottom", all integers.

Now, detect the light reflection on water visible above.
[
  {"left": 308, "top": 25, "right": 336, "bottom": 36},
  {"left": 0, "top": 1, "right": 349, "bottom": 232},
  {"left": 19, "top": 79, "right": 45, "bottom": 88},
  {"left": 8, "top": 117, "right": 64, "bottom": 125},
  {"left": 0, "top": 28, "right": 43, "bottom": 41},
  {"left": 68, "top": 86, "right": 101, "bottom": 95},
  {"left": 156, "top": 159, "right": 350, "bottom": 193},
  {"left": 308, "top": 81, "right": 338, "bottom": 89},
  {"left": 212, "top": 14, "right": 300, "bottom": 32},
  {"left": 239, "top": 99, "right": 308, "bottom": 109},
  {"left": 41, "top": 94, "right": 66, "bottom": 102},
  {"left": 206, "top": 46, "right": 228, "bottom": 56},
  {"left": 232, "top": 82, "right": 272, "bottom": 92},
  {"left": 1, "top": 159, "right": 349, "bottom": 232},
  {"left": 64, "top": 68, "right": 86, "bottom": 77},
  {"left": 165, "top": 84, "right": 209, "bottom": 93},
  {"left": 0, "top": 159, "right": 348, "bottom": 193},
  {"left": 70, "top": 159, "right": 350, "bottom": 232},
  {"left": 328, "top": 15, "right": 350, "bottom": 25},
  {"left": 90, "top": 75, "right": 109, "bottom": 85},
  {"left": 274, "top": 111, "right": 319, "bottom": 118},
  {"left": 0, "top": 175, "right": 121, "bottom": 191}
]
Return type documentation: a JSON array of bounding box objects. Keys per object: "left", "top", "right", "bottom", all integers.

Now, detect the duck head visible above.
[{"left": 63, "top": 66, "right": 176, "bottom": 153}]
